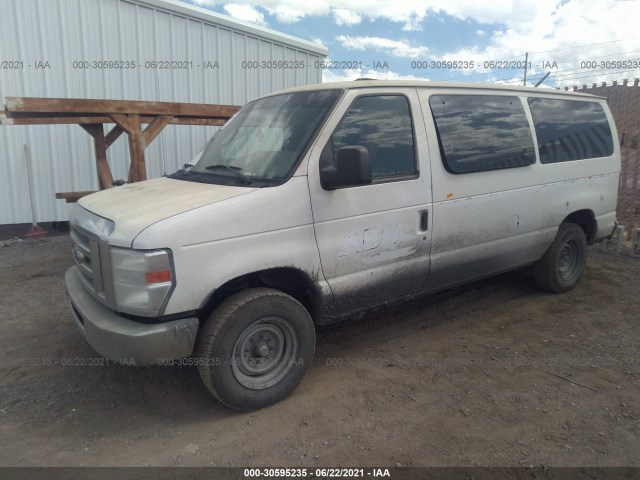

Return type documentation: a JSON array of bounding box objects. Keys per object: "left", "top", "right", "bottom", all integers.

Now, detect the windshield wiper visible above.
[
  {"left": 205, "top": 164, "right": 253, "bottom": 185},
  {"left": 170, "top": 163, "right": 194, "bottom": 176}
]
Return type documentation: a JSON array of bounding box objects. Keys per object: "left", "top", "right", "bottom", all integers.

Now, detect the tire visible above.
[
  {"left": 195, "top": 287, "right": 316, "bottom": 411},
  {"left": 533, "top": 223, "right": 587, "bottom": 293}
]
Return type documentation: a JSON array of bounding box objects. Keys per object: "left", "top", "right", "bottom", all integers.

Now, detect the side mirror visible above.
[{"left": 321, "top": 146, "right": 372, "bottom": 190}]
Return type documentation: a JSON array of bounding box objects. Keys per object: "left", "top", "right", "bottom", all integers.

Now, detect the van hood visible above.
[{"left": 78, "top": 177, "right": 254, "bottom": 245}]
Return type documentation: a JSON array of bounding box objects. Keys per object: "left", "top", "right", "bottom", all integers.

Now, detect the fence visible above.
[{"left": 566, "top": 79, "right": 640, "bottom": 238}]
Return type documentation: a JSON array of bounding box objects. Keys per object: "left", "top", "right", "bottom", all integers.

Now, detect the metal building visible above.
[{"left": 0, "top": 0, "right": 326, "bottom": 224}]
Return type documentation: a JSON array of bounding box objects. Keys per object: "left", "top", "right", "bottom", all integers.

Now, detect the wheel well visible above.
[
  {"left": 562, "top": 209, "right": 597, "bottom": 244},
  {"left": 199, "top": 268, "right": 318, "bottom": 322}
]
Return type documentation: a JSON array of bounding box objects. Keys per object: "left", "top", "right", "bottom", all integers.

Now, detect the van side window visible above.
[
  {"left": 527, "top": 98, "right": 614, "bottom": 163},
  {"left": 331, "top": 95, "right": 417, "bottom": 180},
  {"left": 429, "top": 95, "right": 536, "bottom": 174}
]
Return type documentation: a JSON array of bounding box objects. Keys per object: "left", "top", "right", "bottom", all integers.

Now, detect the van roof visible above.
[{"left": 267, "top": 80, "right": 605, "bottom": 99}]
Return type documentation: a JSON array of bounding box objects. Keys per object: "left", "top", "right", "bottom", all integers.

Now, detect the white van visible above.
[{"left": 65, "top": 80, "right": 620, "bottom": 410}]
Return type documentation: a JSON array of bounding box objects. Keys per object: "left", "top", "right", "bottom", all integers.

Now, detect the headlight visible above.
[{"left": 110, "top": 247, "right": 175, "bottom": 317}]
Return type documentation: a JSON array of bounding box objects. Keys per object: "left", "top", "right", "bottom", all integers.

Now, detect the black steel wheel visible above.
[
  {"left": 231, "top": 317, "right": 298, "bottom": 390},
  {"left": 533, "top": 222, "right": 587, "bottom": 293}
]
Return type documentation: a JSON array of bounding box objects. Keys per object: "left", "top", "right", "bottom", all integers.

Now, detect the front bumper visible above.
[{"left": 65, "top": 267, "right": 199, "bottom": 366}]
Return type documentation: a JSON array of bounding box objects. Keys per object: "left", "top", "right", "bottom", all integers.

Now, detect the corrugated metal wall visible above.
[{"left": 0, "top": 0, "right": 326, "bottom": 224}]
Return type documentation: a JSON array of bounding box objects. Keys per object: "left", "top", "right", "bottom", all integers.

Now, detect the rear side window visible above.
[
  {"left": 429, "top": 95, "right": 535, "bottom": 174},
  {"left": 331, "top": 95, "right": 417, "bottom": 180},
  {"left": 528, "top": 98, "right": 614, "bottom": 163}
]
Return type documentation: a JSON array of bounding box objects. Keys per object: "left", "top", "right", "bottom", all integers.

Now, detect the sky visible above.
[{"left": 185, "top": 0, "right": 640, "bottom": 89}]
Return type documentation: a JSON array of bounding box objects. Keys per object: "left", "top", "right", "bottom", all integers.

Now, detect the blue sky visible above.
[{"left": 186, "top": 0, "right": 640, "bottom": 89}]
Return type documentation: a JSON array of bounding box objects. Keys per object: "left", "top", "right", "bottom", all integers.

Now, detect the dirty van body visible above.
[{"left": 65, "top": 81, "right": 620, "bottom": 410}]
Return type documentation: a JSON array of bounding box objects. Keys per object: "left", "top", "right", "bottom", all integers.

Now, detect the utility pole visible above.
[{"left": 523, "top": 52, "right": 528, "bottom": 86}]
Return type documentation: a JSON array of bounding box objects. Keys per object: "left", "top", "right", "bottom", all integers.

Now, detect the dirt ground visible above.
[{"left": 0, "top": 233, "right": 639, "bottom": 468}]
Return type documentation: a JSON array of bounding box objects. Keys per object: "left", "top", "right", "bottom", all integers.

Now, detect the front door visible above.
[{"left": 307, "top": 87, "right": 433, "bottom": 317}]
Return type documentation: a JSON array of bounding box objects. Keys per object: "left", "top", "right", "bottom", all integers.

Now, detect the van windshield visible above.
[{"left": 172, "top": 89, "right": 342, "bottom": 187}]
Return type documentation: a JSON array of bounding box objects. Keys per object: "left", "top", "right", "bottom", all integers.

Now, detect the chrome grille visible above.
[
  {"left": 68, "top": 205, "right": 116, "bottom": 308},
  {"left": 70, "top": 227, "right": 102, "bottom": 292}
]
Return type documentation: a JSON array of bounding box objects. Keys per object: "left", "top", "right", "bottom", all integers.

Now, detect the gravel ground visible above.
[{"left": 0, "top": 234, "right": 639, "bottom": 468}]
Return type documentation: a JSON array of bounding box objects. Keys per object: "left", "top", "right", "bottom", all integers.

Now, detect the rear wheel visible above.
[
  {"left": 196, "top": 288, "right": 315, "bottom": 411},
  {"left": 533, "top": 223, "right": 587, "bottom": 293}
]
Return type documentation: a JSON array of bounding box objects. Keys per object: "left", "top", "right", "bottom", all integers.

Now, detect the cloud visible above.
[
  {"left": 322, "top": 69, "right": 422, "bottom": 83},
  {"left": 321, "top": 59, "right": 429, "bottom": 83},
  {"left": 336, "top": 36, "right": 429, "bottom": 59},
  {"left": 263, "top": 4, "right": 310, "bottom": 23},
  {"left": 401, "top": 15, "right": 424, "bottom": 32},
  {"left": 435, "top": 0, "right": 640, "bottom": 88},
  {"left": 190, "top": 0, "right": 516, "bottom": 30},
  {"left": 250, "top": 1, "right": 331, "bottom": 24},
  {"left": 192, "top": 0, "right": 330, "bottom": 24},
  {"left": 332, "top": 8, "right": 362, "bottom": 26},
  {"left": 221, "top": 4, "right": 267, "bottom": 26},
  {"left": 310, "top": 37, "right": 328, "bottom": 50},
  {"left": 190, "top": 0, "right": 640, "bottom": 88}
]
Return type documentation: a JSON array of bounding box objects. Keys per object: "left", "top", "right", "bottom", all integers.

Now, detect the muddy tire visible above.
[
  {"left": 196, "top": 288, "right": 315, "bottom": 411},
  {"left": 533, "top": 223, "right": 587, "bottom": 293}
]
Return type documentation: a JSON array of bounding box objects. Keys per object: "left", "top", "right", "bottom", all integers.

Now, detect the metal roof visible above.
[{"left": 135, "top": 0, "right": 328, "bottom": 56}]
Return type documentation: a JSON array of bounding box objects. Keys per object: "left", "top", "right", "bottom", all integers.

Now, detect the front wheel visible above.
[
  {"left": 533, "top": 223, "right": 587, "bottom": 293},
  {"left": 196, "top": 288, "right": 315, "bottom": 411}
]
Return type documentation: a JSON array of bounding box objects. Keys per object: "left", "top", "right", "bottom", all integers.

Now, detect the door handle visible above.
[{"left": 420, "top": 210, "right": 429, "bottom": 231}]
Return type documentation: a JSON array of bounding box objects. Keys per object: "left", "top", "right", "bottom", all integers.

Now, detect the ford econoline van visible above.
[{"left": 65, "top": 80, "right": 620, "bottom": 410}]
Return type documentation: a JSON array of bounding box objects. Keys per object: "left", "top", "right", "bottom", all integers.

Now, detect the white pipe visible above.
[{"left": 24, "top": 144, "right": 39, "bottom": 227}]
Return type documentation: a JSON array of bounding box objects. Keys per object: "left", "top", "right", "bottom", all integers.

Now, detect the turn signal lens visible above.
[{"left": 145, "top": 271, "right": 172, "bottom": 284}]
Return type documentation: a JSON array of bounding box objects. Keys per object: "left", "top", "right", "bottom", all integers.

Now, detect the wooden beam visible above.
[
  {"left": 142, "top": 115, "right": 173, "bottom": 147},
  {"left": 172, "top": 118, "right": 226, "bottom": 126},
  {"left": 56, "top": 191, "right": 96, "bottom": 203},
  {"left": 79, "top": 123, "right": 99, "bottom": 137},
  {"left": 2, "top": 115, "right": 227, "bottom": 126},
  {"left": 5, "top": 96, "right": 240, "bottom": 119},
  {"left": 104, "top": 124, "right": 124, "bottom": 149},
  {"left": 2, "top": 115, "right": 111, "bottom": 125},
  {"left": 4, "top": 111, "right": 99, "bottom": 119},
  {"left": 79, "top": 124, "right": 114, "bottom": 189},
  {"left": 109, "top": 113, "right": 137, "bottom": 134}
]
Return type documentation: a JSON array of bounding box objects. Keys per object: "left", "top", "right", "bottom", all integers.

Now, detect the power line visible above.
[
  {"left": 496, "top": 68, "right": 640, "bottom": 86},
  {"left": 556, "top": 70, "right": 640, "bottom": 85},
  {"left": 543, "top": 66, "right": 640, "bottom": 81},
  {"left": 524, "top": 36, "right": 640, "bottom": 55},
  {"left": 522, "top": 66, "right": 640, "bottom": 82},
  {"left": 444, "top": 68, "right": 637, "bottom": 89},
  {"left": 442, "top": 50, "right": 640, "bottom": 82},
  {"left": 423, "top": 44, "right": 640, "bottom": 86},
  {"left": 442, "top": 36, "right": 640, "bottom": 65}
]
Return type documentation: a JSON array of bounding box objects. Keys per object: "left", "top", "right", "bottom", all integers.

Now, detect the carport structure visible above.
[{"left": 1, "top": 97, "right": 240, "bottom": 202}]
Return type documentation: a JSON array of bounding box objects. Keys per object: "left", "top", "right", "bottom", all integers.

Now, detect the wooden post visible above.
[
  {"left": 110, "top": 113, "right": 146, "bottom": 182},
  {"left": 80, "top": 124, "right": 114, "bottom": 189},
  {"left": 129, "top": 115, "right": 146, "bottom": 182},
  {"left": 110, "top": 113, "right": 174, "bottom": 182}
]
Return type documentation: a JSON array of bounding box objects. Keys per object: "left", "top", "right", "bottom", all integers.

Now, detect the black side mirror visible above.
[{"left": 321, "top": 146, "right": 372, "bottom": 190}]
